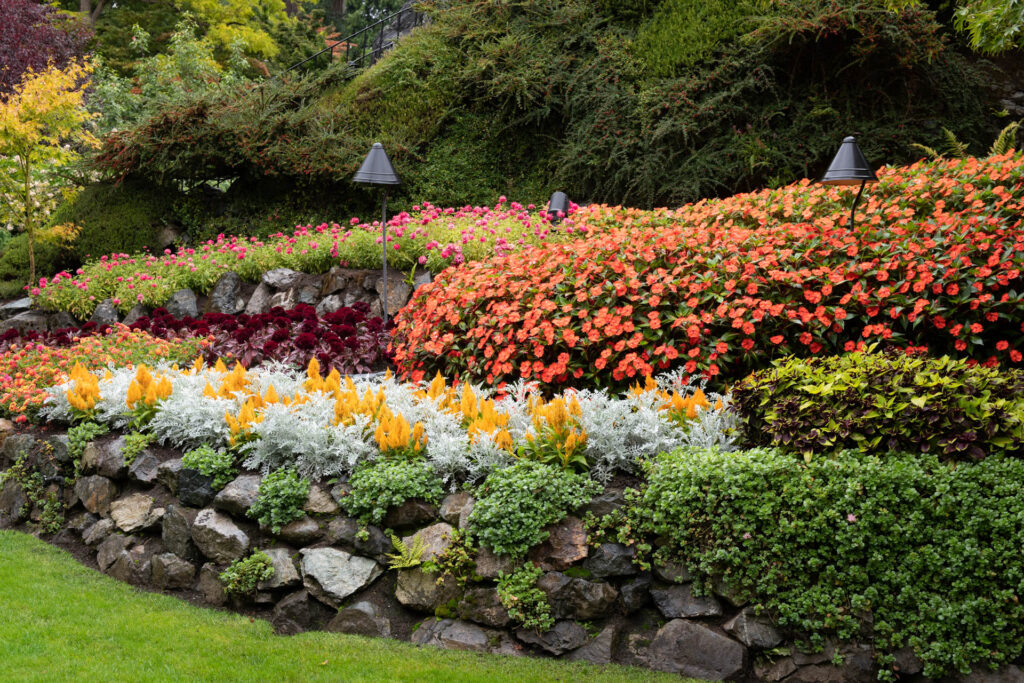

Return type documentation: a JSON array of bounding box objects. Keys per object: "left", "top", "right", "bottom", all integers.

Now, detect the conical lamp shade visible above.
[
  {"left": 821, "top": 136, "right": 878, "bottom": 186},
  {"left": 353, "top": 143, "right": 401, "bottom": 185}
]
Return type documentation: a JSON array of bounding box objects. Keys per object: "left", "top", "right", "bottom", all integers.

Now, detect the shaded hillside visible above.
[{"left": 87, "top": 0, "right": 999, "bottom": 239}]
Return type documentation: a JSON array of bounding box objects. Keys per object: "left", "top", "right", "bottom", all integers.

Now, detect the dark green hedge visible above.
[
  {"left": 626, "top": 448, "right": 1024, "bottom": 679},
  {"left": 732, "top": 351, "right": 1024, "bottom": 461}
]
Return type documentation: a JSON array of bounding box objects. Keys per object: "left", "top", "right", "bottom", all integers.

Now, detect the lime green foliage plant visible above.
[
  {"left": 468, "top": 461, "right": 601, "bottom": 558},
  {"left": 219, "top": 551, "right": 275, "bottom": 596},
  {"left": 247, "top": 468, "right": 310, "bottom": 533},
  {"left": 627, "top": 447, "right": 1024, "bottom": 680},
  {"left": 66, "top": 421, "right": 109, "bottom": 471},
  {"left": 422, "top": 529, "right": 477, "bottom": 588},
  {"left": 181, "top": 445, "right": 237, "bottom": 490},
  {"left": 732, "top": 350, "right": 1024, "bottom": 461},
  {"left": 497, "top": 563, "right": 554, "bottom": 632},
  {"left": 340, "top": 459, "right": 444, "bottom": 525},
  {"left": 120, "top": 432, "right": 154, "bottom": 466}
]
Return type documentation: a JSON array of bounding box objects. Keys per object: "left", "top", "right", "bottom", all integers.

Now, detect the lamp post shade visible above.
[
  {"left": 820, "top": 136, "right": 878, "bottom": 186},
  {"left": 353, "top": 143, "right": 401, "bottom": 185},
  {"left": 546, "top": 191, "right": 570, "bottom": 223}
]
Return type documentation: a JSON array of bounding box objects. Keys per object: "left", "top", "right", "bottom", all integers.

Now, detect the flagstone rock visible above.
[
  {"left": 620, "top": 574, "right": 652, "bottom": 613},
  {"left": 440, "top": 492, "right": 474, "bottom": 529},
  {"left": 0, "top": 480, "right": 27, "bottom": 528},
  {"left": 90, "top": 299, "right": 120, "bottom": 325},
  {"left": 156, "top": 458, "right": 183, "bottom": 494},
  {"left": 475, "top": 547, "right": 516, "bottom": 580},
  {"left": 177, "top": 468, "right": 216, "bottom": 507},
  {"left": 82, "top": 518, "right": 115, "bottom": 546},
  {"left": 383, "top": 499, "right": 438, "bottom": 529}
]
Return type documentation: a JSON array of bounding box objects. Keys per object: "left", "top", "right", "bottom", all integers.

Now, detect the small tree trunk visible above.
[
  {"left": 80, "top": 0, "right": 90, "bottom": 14},
  {"left": 22, "top": 159, "right": 35, "bottom": 288}
]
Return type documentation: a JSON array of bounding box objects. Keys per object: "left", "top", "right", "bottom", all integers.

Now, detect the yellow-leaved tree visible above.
[{"left": 0, "top": 60, "right": 96, "bottom": 287}]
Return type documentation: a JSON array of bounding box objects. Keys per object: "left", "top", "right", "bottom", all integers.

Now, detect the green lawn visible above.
[{"left": 0, "top": 532, "right": 684, "bottom": 682}]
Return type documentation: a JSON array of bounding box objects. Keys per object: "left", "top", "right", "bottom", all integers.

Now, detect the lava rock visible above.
[
  {"left": 191, "top": 508, "right": 250, "bottom": 563},
  {"left": 646, "top": 619, "right": 746, "bottom": 680},
  {"left": 528, "top": 516, "right": 587, "bottom": 570},
  {"left": 517, "top": 620, "right": 588, "bottom": 655},
  {"left": 650, "top": 583, "right": 722, "bottom": 618},
  {"left": 299, "top": 548, "right": 383, "bottom": 608}
]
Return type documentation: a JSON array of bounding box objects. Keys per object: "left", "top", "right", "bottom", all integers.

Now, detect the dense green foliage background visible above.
[{"left": 86, "top": 0, "right": 1001, "bottom": 240}]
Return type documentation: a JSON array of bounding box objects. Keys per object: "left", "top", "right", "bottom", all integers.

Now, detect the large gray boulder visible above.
[
  {"left": 538, "top": 571, "right": 618, "bottom": 620},
  {"left": 162, "top": 504, "right": 199, "bottom": 561},
  {"left": 208, "top": 272, "right": 244, "bottom": 314},
  {"left": 400, "top": 522, "right": 453, "bottom": 563},
  {"left": 191, "top": 509, "right": 250, "bottom": 563},
  {"left": 299, "top": 548, "right": 383, "bottom": 608},
  {"left": 326, "top": 601, "right": 391, "bottom": 638},
  {"left": 165, "top": 289, "right": 198, "bottom": 319},
  {"left": 583, "top": 542, "right": 637, "bottom": 578},
  {"left": 724, "top": 607, "right": 783, "bottom": 649},
  {"left": 262, "top": 268, "right": 302, "bottom": 290},
  {"left": 127, "top": 450, "right": 161, "bottom": 485},
  {"left": 528, "top": 516, "right": 587, "bottom": 570},
  {"left": 74, "top": 475, "right": 117, "bottom": 516},
  {"left": 517, "top": 620, "right": 588, "bottom": 655},
  {"left": 646, "top": 619, "right": 746, "bottom": 680},
  {"left": 566, "top": 623, "right": 619, "bottom": 665},
  {"left": 457, "top": 587, "right": 511, "bottom": 628},
  {"left": 89, "top": 299, "right": 120, "bottom": 325},
  {"left": 0, "top": 480, "right": 27, "bottom": 528},
  {"left": 151, "top": 553, "right": 196, "bottom": 590}
]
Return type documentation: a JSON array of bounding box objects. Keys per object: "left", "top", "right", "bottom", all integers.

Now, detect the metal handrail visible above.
[{"left": 286, "top": 6, "right": 424, "bottom": 74}]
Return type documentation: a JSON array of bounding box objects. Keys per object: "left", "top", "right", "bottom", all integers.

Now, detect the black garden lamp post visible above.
[
  {"left": 819, "top": 136, "right": 878, "bottom": 230},
  {"left": 546, "top": 191, "right": 570, "bottom": 224},
  {"left": 353, "top": 142, "right": 401, "bottom": 324}
]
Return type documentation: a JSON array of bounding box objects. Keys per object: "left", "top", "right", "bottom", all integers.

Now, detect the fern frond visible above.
[
  {"left": 909, "top": 142, "right": 941, "bottom": 160},
  {"left": 989, "top": 120, "right": 1021, "bottom": 156},
  {"left": 386, "top": 532, "right": 426, "bottom": 569},
  {"left": 941, "top": 127, "right": 970, "bottom": 159}
]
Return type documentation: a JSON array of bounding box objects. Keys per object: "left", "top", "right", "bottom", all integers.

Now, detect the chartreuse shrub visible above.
[
  {"left": 181, "top": 445, "right": 237, "bottom": 491},
  {"left": 219, "top": 551, "right": 275, "bottom": 596},
  {"left": 341, "top": 459, "right": 444, "bottom": 526},
  {"left": 733, "top": 350, "right": 1024, "bottom": 461},
  {"left": 625, "top": 448, "right": 1024, "bottom": 680},
  {"left": 469, "top": 461, "right": 601, "bottom": 558},
  {"left": 0, "top": 228, "right": 74, "bottom": 298},
  {"left": 248, "top": 468, "right": 310, "bottom": 533}
]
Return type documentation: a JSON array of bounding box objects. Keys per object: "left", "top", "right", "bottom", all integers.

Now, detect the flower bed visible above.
[
  {"left": 31, "top": 198, "right": 587, "bottom": 318},
  {"left": 41, "top": 360, "right": 734, "bottom": 482},
  {"left": 391, "top": 154, "right": 1024, "bottom": 390}
]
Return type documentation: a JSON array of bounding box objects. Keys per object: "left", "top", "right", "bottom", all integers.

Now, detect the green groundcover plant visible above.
[{"left": 625, "top": 447, "right": 1024, "bottom": 680}]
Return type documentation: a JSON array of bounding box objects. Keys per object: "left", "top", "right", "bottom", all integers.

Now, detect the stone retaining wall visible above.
[
  {"left": 0, "top": 265, "right": 430, "bottom": 333},
  {"left": 0, "top": 424, "right": 1019, "bottom": 682}
]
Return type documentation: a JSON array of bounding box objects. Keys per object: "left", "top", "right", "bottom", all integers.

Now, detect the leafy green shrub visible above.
[
  {"left": 340, "top": 459, "right": 444, "bottom": 525},
  {"left": 733, "top": 351, "right": 1024, "bottom": 461},
  {"left": 219, "top": 551, "right": 275, "bottom": 596},
  {"left": 66, "top": 421, "right": 110, "bottom": 472},
  {"left": 247, "top": 468, "right": 310, "bottom": 533},
  {"left": 497, "top": 563, "right": 553, "bottom": 632},
  {"left": 181, "top": 445, "right": 237, "bottom": 490},
  {"left": 468, "top": 461, "right": 601, "bottom": 558},
  {"left": 0, "top": 231, "right": 71, "bottom": 294},
  {"left": 627, "top": 447, "right": 1024, "bottom": 679},
  {"left": 50, "top": 180, "right": 174, "bottom": 262},
  {"left": 633, "top": 0, "right": 759, "bottom": 76},
  {"left": 120, "top": 431, "right": 154, "bottom": 466}
]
